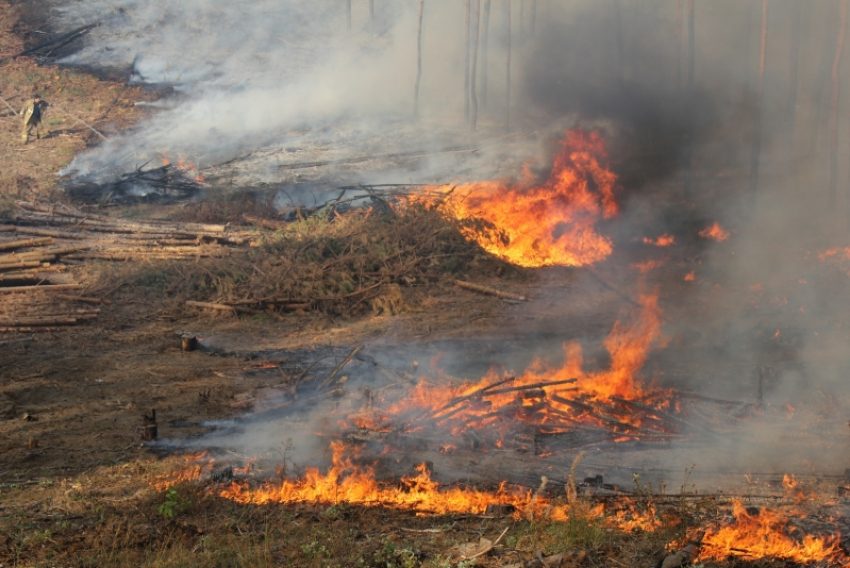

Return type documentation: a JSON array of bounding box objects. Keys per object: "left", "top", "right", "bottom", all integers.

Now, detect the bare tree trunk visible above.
[
  {"left": 614, "top": 0, "right": 624, "bottom": 89},
  {"left": 748, "top": 0, "right": 769, "bottom": 207},
  {"left": 347, "top": 0, "right": 352, "bottom": 31},
  {"left": 370, "top": 0, "right": 375, "bottom": 34},
  {"left": 829, "top": 0, "right": 847, "bottom": 206},
  {"left": 471, "top": 0, "right": 481, "bottom": 130},
  {"left": 465, "top": 0, "right": 471, "bottom": 122},
  {"left": 414, "top": 0, "right": 425, "bottom": 117},
  {"left": 786, "top": 0, "right": 801, "bottom": 168},
  {"left": 675, "top": 0, "right": 683, "bottom": 91},
  {"left": 530, "top": 0, "right": 536, "bottom": 34},
  {"left": 520, "top": 0, "right": 525, "bottom": 40},
  {"left": 506, "top": 0, "right": 512, "bottom": 133},
  {"left": 684, "top": 0, "right": 695, "bottom": 196},
  {"left": 481, "top": 0, "right": 492, "bottom": 107}
]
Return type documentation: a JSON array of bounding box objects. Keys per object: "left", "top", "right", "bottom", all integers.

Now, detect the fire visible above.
[
  {"left": 819, "top": 247, "right": 850, "bottom": 261},
  {"left": 699, "top": 222, "right": 730, "bottom": 242},
  {"left": 683, "top": 271, "right": 695, "bottom": 281},
  {"left": 631, "top": 259, "right": 663, "bottom": 273},
  {"left": 430, "top": 128, "right": 617, "bottom": 268},
  {"left": 218, "top": 441, "right": 542, "bottom": 515},
  {"left": 160, "top": 153, "right": 206, "bottom": 183},
  {"left": 643, "top": 234, "right": 675, "bottom": 247},
  {"left": 701, "top": 500, "right": 844, "bottom": 564},
  {"left": 385, "top": 293, "right": 666, "bottom": 430}
]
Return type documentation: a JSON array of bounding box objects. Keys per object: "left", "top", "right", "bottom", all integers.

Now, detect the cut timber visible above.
[
  {"left": 185, "top": 300, "right": 247, "bottom": 314},
  {"left": 0, "top": 327, "right": 64, "bottom": 332},
  {"left": 0, "top": 237, "right": 53, "bottom": 251},
  {"left": 15, "top": 201, "right": 226, "bottom": 233},
  {"left": 0, "top": 261, "right": 41, "bottom": 271},
  {"left": 0, "top": 317, "right": 78, "bottom": 326},
  {"left": 1, "top": 226, "right": 88, "bottom": 239},
  {"left": 0, "top": 284, "right": 80, "bottom": 294},
  {"left": 53, "top": 294, "right": 111, "bottom": 305},
  {"left": 454, "top": 280, "right": 527, "bottom": 301}
]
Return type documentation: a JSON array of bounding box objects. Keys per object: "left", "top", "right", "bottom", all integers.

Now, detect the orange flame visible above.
[
  {"left": 643, "top": 234, "right": 675, "bottom": 247},
  {"left": 701, "top": 500, "right": 844, "bottom": 564},
  {"left": 218, "top": 441, "right": 541, "bottom": 515},
  {"left": 431, "top": 129, "right": 617, "bottom": 267},
  {"left": 630, "top": 260, "right": 663, "bottom": 273},
  {"left": 699, "top": 222, "right": 730, "bottom": 242},
  {"left": 386, "top": 293, "right": 666, "bottom": 431},
  {"left": 683, "top": 271, "right": 695, "bottom": 282}
]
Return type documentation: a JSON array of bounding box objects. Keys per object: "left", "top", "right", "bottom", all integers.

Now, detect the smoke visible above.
[{"left": 43, "top": 0, "right": 850, "bottom": 480}]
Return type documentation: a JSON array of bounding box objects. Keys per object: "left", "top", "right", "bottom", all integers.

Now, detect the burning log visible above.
[
  {"left": 477, "top": 377, "right": 577, "bottom": 396},
  {"left": 454, "top": 279, "right": 527, "bottom": 301},
  {"left": 659, "top": 532, "right": 704, "bottom": 568}
]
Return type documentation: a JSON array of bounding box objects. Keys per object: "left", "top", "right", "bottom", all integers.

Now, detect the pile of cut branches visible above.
[{"left": 173, "top": 200, "right": 515, "bottom": 317}]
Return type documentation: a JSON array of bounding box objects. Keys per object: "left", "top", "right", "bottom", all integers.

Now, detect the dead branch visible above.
[
  {"left": 319, "top": 345, "right": 363, "bottom": 390},
  {"left": 454, "top": 279, "right": 527, "bottom": 301},
  {"left": 481, "top": 378, "right": 577, "bottom": 397}
]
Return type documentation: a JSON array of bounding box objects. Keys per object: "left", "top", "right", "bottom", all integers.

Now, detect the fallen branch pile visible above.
[
  {"left": 63, "top": 164, "right": 204, "bottom": 202},
  {"left": 8, "top": 201, "right": 256, "bottom": 260},
  {"left": 0, "top": 200, "right": 260, "bottom": 332}
]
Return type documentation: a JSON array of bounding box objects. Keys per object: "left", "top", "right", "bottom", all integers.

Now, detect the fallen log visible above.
[
  {"left": 0, "top": 317, "right": 77, "bottom": 326},
  {"left": 0, "top": 327, "right": 64, "bottom": 333},
  {"left": 0, "top": 284, "right": 80, "bottom": 294},
  {"left": 185, "top": 300, "right": 241, "bottom": 314},
  {"left": 454, "top": 279, "right": 527, "bottom": 301},
  {"left": 15, "top": 201, "right": 226, "bottom": 233},
  {"left": 0, "top": 237, "right": 53, "bottom": 251},
  {"left": 658, "top": 532, "right": 704, "bottom": 568},
  {"left": 0, "top": 226, "right": 88, "bottom": 239},
  {"left": 53, "top": 294, "right": 111, "bottom": 305},
  {"left": 0, "top": 261, "right": 41, "bottom": 271},
  {"left": 16, "top": 23, "right": 97, "bottom": 57},
  {"left": 481, "top": 378, "right": 577, "bottom": 397}
]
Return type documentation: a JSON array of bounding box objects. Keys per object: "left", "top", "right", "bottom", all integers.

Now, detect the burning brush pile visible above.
[{"left": 153, "top": 294, "right": 850, "bottom": 566}]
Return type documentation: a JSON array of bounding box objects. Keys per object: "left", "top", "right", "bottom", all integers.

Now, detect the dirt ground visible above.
[{"left": 2, "top": 5, "right": 849, "bottom": 568}]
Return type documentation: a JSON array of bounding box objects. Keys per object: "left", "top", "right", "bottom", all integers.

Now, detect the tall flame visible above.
[
  {"left": 386, "top": 293, "right": 666, "bottom": 429},
  {"left": 433, "top": 129, "right": 617, "bottom": 268}
]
